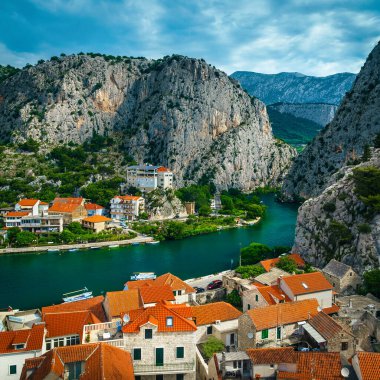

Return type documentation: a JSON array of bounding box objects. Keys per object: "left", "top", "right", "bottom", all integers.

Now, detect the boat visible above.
[
  {"left": 68, "top": 248, "right": 78, "bottom": 252},
  {"left": 130, "top": 272, "right": 156, "bottom": 281},
  {"left": 90, "top": 246, "right": 99, "bottom": 249},
  {"left": 108, "top": 244, "right": 119, "bottom": 248},
  {"left": 62, "top": 287, "right": 93, "bottom": 303},
  {"left": 131, "top": 242, "right": 140, "bottom": 246},
  {"left": 147, "top": 241, "right": 159, "bottom": 245},
  {"left": 47, "top": 249, "right": 60, "bottom": 252}
]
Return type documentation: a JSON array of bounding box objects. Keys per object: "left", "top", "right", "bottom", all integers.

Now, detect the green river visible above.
[{"left": 0, "top": 194, "right": 298, "bottom": 309}]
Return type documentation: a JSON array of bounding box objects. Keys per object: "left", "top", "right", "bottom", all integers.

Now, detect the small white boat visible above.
[
  {"left": 108, "top": 244, "right": 119, "bottom": 248},
  {"left": 130, "top": 272, "right": 156, "bottom": 281},
  {"left": 62, "top": 287, "right": 93, "bottom": 303},
  {"left": 131, "top": 242, "right": 140, "bottom": 246},
  {"left": 47, "top": 249, "right": 60, "bottom": 252},
  {"left": 68, "top": 248, "right": 78, "bottom": 252},
  {"left": 90, "top": 246, "right": 99, "bottom": 249},
  {"left": 147, "top": 241, "right": 159, "bottom": 245}
]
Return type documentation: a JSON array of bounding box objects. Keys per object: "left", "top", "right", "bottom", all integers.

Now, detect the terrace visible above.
[{"left": 82, "top": 321, "right": 123, "bottom": 347}]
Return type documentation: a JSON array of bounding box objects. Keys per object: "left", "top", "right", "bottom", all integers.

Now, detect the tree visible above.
[
  {"left": 363, "top": 269, "right": 380, "bottom": 298},
  {"left": 374, "top": 133, "right": 380, "bottom": 148},
  {"left": 240, "top": 242, "right": 271, "bottom": 265},
  {"left": 7, "top": 227, "right": 21, "bottom": 245},
  {"left": 235, "top": 265, "right": 265, "bottom": 279},
  {"left": 15, "top": 231, "right": 36, "bottom": 247},
  {"left": 59, "top": 230, "right": 76, "bottom": 244},
  {"left": 226, "top": 289, "right": 242, "bottom": 307},
  {"left": 276, "top": 256, "right": 297, "bottom": 273},
  {"left": 19, "top": 138, "right": 39, "bottom": 153},
  {"left": 66, "top": 222, "right": 85, "bottom": 235},
  {"left": 198, "top": 205, "right": 211, "bottom": 216},
  {"left": 362, "top": 144, "right": 372, "bottom": 162},
  {"left": 202, "top": 337, "right": 225, "bottom": 359},
  {"left": 162, "top": 221, "right": 185, "bottom": 240}
]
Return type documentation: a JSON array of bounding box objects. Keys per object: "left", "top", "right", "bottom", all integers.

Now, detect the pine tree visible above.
[{"left": 362, "top": 144, "right": 372, "bottom": 162}]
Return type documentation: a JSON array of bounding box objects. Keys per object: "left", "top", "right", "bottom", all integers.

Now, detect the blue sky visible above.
[{"left": 1, "top": 0, "right": 379, "bottom": 75}]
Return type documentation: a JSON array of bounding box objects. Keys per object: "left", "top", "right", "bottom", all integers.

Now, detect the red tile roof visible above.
[
  {"left": 39, "top": 201, "right": 49, "bottom": 206},
  {"left": 41, "top": 295, "right": 106, "bottom": 322},
  {"left": 322, "top": 304, "right": 340, "bottom": 315},
  {"left": 122, "top": 301, "right": 196, "bottom": 333},
  {"left": 115, "top": 195, "right": 142, "bottom": 201},
  {"left": 257, "top": 285, "right": 291, "bottom": 305},
  {"left": 281, "top": 272, "right": 333, "bottom": 295},
  {"left": 0, "top": 324, "right": 44, "bottom": 354},
  {"left": 246, "top": 299, "right": 319, "bottom": 331},
  {"left": 43, "top": 311, "right": 101, "bottom": 340},
  {"left": 105, "top": 289, "right": 143, "bottom": 318},
  {"left": 5, "top": 211, "right": 31, "bottom": 217},
  {"left": 21, "top": 343, "right": 134, "bottom": 380},
  {"left": 53, "top": 197, "right": 84, "bottom": 204},
  {"left": 84, "top": 203, "right": 104, "bottom": 210},
  {"left": 260, "top": 254, "right": 305, "bottom": 272},
  {"left": 139, "top": 284, "right": 175, "bottom": 304},
  {"left": 308, "top": 312, "right": 348, "bottom": 340},
  {"left": 157, "top": 166, "right": 171, "bottom": 172},
  {"left": 356, "top": 352, "right": 380, "bottom": 380},
  {"left": 83, "top": 215, "right": 112, "bottom": 223},
  {"left": 189, "top": 302, "right": 242, "bottom": 325},
  {"left": 246, "top": 347, "right": 297, "bottom": 364},
  {"left": 48, "top": 203, "right": 82, "bottom": 213},
  {"left": 17, "top": 199, "right": 39, "bottom": 207},
  {"left": 126, "top": 279, "right": 155, "bottom": 289}
]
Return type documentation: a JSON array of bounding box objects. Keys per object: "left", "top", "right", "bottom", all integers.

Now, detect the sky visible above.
[{"left": 0, "top": 0, "right": 379, "bottom": 76}]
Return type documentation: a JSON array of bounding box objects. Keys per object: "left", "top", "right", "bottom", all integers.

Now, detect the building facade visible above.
[
  {"left": 110, "top": 195, "right": 145, "bottom": 221},
  {"left": 126, "top": 165, "right": 173, "bottom": 192}
]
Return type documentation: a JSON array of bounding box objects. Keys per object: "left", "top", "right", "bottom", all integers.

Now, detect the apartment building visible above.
[
  {"left": 110, "top": 195, "right": 145, "bottom": 221},
  {"left": 126, "top": 165, "right": 173, "bottom": 192}
]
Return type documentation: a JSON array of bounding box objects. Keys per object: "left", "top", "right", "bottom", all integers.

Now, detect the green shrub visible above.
[
  {"left": 240, "top": 242, "right": 271, "bottom": 265},
  {"left": 362, "top": 269, "right": 380, "bottom": 298},
  {"left": 235, "top": 265, "right": 265, "bottom": 279},
  {"left": 276, "top": 256, "right": 298, "bottom": 273},
  {"left": 202, "top": 337, "right": 225, "bottom": 359},
  {"left": 358, "top": 223, "right": 371, "bottom": 234},
  {"left": 323, "top": 201, "right": 336, "bottom": 213},
  {"left": 226, "top": 289, "right": 242, "bottom": 307}
]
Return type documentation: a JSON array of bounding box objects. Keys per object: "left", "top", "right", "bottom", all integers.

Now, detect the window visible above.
[
  {"left": 133, "top": 348, "right": 142, "bottom": 360},
  {"left": 261, "top": 329, "right": 269, "bottom": 339},
  {"left": 270, "top": 364, "right": 274, "bottom": 368},
  {"left": 350, "top": 272, "right": 353, "bottom": 276},
  {"left": 207, "top": 325, "right": 212, "bottom": 335},
  {"left": 156, "top": 376, "right": 163, "bottom": 380},
  {"left": 247, "top": 304, "right": 251, "bottom": 310},
  {"left": 9, "top": 365, "right": 17, "bottom": 375},
  {"left": 66, "top": 361, "right": 82, "bottom": 379},
  {"left": 255, "top": 295, "right": 259, "bottom": 302},
  {"left": 341, "top": 342, "right": 348, "bottom": 351},
  {"left": 54, "top": 338, "right": 65, "bottom": 347},
  {"left": 14, "top": 344, "right": 25, "bottom": 349},
  {"left": 166, "top": 317, "right": 173, "bottom": 327},
  {"left": 145, "top": 329, "right": 153, "bottom": 339},
  {"left": 176, "top": 346, "right": 184, "bottom": 358},
  {"left": 66, "top": 336, "right": 80, "bottom": 346},
  {"left": 135, "top": 377, "right": 141, "bottom": 380},
  {"left": 46, "top": 340, "right": 52, "bottom": 350},
  {"left": 176, "top": 375, "right": 184, "bottom": 380}
]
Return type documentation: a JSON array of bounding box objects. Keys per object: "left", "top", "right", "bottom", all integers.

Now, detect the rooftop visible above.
[
  {"left": 0, "top": 324, "right": 44, "bottom": 354},
  {"left": 323, "top": 259, "right": 355, "bottom": 278},
  {"left": 114, "top": 195, "right": 143, "bottom": 201},
  {"left": 260, "top": 254, "right": 305, "bottom": 272},
  {"left": 355, "top": 352, "right": 380, "bottom": 380},
  {"left": 257, "top": 284, "right": 291, "bottom": 305},
  {"left": 246, "top": 347, "right": 297, "bottom": 364},
  {"left": 48, "top": 203, "right": 82, "bottom": 213},
  {"left": 189, "top": 302, "right": 242, "bottom": 326},
  {"left": 84, "top": 203, "right": 105, "bottom": 210},
  {"left": 17, "top": 199, "right": 39, "bottom": 207},
  {"left": 5, "top": 211, "right": 31, "bottom": 217},
  {"left": 139, "top": 284, "right": 176, "bottom": 304},
  {"left": 83, "top": 215, "right": 112, "bottom": 223},
  {"left": 281, "top": 272, "right": 333, "bottom": 295},
  {"left": 254, "top": 267, "right": 288, "bottom": 286},
  {"left": 308, "top": 312, "right": 347, "bottom": 340},
  {"left": 105, "top": 289, "right": 143, "bottom": 318},
  {"left": 53, "top": 197, "right": 84, "bottom": 204}
]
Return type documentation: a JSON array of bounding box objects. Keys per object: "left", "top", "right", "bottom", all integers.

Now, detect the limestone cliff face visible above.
[
  {"left": 145, "top": 189, "right": 187, "bottom": 220},
  {"left": 282, "top": 41, "right": 380, "bottom": 200},
  {"left": 294, "top": 151, "right": 380, "bottom": 274},
  {"left": 0, "top": 54, "right": 295, "bottom": 190}
]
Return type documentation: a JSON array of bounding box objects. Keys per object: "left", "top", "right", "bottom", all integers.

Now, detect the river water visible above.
[{"left": 0, "top": 194, "right": 298, "bottom": 309}]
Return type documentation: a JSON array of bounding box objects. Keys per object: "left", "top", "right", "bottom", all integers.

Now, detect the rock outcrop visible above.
[
  {"left": 294, "top": 151, "right": 380, "bottom": 274},
  {"left": 145, "top": 189, "right": 187, "bottom": 220},
  {"left": 282, "top": 41, "right": 380, "bottom": 200},
  {"left": 0, "top": 54, "right": 295, "bottom": 190}
]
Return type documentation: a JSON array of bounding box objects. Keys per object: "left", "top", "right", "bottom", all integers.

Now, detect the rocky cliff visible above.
[
  {"left": 230, "top": 71, "right": 356, "bottom": 105},
  {"left": 269, "top": 102, "right": 337, "bottom": 127},
  {"left": 282, "top": 41, "right": 380, "bottom": 200},
  {"left": 145, "top": 189, "right": 187, "bottom": 220},
  {"left": 294, "top": 150, "right": 380, "bottom": 274},
  {"left": 0, "top": 54, "right": 295, "bottom": 190}
]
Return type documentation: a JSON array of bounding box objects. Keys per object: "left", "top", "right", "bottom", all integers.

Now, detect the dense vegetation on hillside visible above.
[{"left": 0, "top": 64, "right": 20, "bottom": 84}]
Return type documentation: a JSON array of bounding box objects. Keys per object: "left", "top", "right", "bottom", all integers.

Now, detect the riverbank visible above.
[{"left": 0, "top": 235, "right": 154, "bottom": 254}]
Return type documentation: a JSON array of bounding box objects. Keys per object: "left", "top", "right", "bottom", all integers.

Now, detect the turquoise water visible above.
[{"left": 0, "top": 194, "right": 298, "bottom": 309}]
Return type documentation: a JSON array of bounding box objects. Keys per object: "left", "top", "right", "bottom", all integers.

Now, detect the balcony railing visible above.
[{"left": 134, "top": 361, "right": 195, "bottom": 374}]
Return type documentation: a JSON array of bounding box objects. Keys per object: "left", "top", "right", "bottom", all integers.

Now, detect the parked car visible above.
[
  {"left": 193, "top": 286, "right": 205, "bottom": 293},
  {"left": 207, "top": 280, "right": 223, "bottom": 290}
]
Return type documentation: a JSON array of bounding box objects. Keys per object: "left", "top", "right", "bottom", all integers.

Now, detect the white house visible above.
[
  {"left": 126, "top": 164, "right": 173, "bottom": 191},
  {"left": 110, "top": 195, "right": 145, "bottom": 221},
  {"left": 14, "top": 199, "right": 40, "bottom": 216}
]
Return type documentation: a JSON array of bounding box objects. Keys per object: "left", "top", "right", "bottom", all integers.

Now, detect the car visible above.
[
  {"left": 193, "top": 286, "right": 205, "bottom": 293},
  {"left": 206, "top": 280, "right": 223, "bottom": 290}
]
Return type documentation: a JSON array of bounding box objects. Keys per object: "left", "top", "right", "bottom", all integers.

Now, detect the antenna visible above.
[{"left": 341, "top": 368, "right": 350, "bottom": 378}]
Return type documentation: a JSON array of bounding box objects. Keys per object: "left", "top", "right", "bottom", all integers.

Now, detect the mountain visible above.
[
  {"left": 294, "top": 150, "right": 380, "bottom": 274},
  {"left": 230, "top": 71, "right": 356, "bottom": 105},
  {"left": 268, "top": 102, "right": 337, "bottom": 127},
  {"left": 282, "top": 41, "right": 380, "bottom": 200},
  {"left": 0, "top": 54, "right": 295, "bottom": 190}
]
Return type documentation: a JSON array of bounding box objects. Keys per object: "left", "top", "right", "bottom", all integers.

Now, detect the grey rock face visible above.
[
  {"left": 294, "top": 151, "right": 380, "bottom": 274},
  {"left": 145, "top": 189, "right": 187, "bottom": 220},
  {"left": 282, "top": 41, "right": 380, "bottom": 200},
  {"left": 269, "top": 103, "right": 337, "bottom": 127},
  {"left": 230, "top": 71, "right": 356, "bottom": 105},
  {"left": 0, "top": 54, "right": 296, "bottom": 190}
]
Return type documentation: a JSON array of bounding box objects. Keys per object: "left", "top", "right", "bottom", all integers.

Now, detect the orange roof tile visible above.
[
  {"left": 257, "top": 285, "right": 291, "bottom": 305},
  {"left": 83, "top": 215, "right": 112, "bottom": 223},
  {"left": 281, "top": 272, "right": 333, "bottom": 295},
  {"left": 139, "top": 284, "right": 175, "bottom": 304},
  {"left": 122, "top": 301, "right": 196, "bottom": 333},
  {"left": 17, "top": 199, "right": 39, "bottom": 207},
  {"left": 260, "top": 254, "right": 305, "bottom": 272},
  {"left": 157, "top": 166, "right": 171, "bottom": 172},
  {"left": 322, "top": 304, "right": 340, "bottom": 315},
  {"left": 48, "top": 203, "right": 82, "bottom": 213},
  {"left": 41, "top": 295, "right": 106, "bottom": 322},
  {"left": 105, "top": 289, "right": 143, "bottom": 318},
  {"left": 308, "top": 312, "right": 347, "bottom": 340},
  {"left": 39, "top": 201, "right": 49, "bottom": 205},
  {"left": 189, "top": 302, "right": 242, "bottom": 325},
  {"left": 356, "top": 352, "right": 380, "bottom": 380},
  {"left": 43, "top": 311, "right": 101, "bottom": 340},
  {"left": 246, "top": 299, "right": 319, "bottom": 331},
  {"left": 246, "top": 347, "right": 297, "bottom": 364},
  {"left": 0, "top": 324, "right": 44, "bottom": 354},
  {"left": 126, "top": 279, "right": 156, "bottom": 289},
  {"left": 115, "top": 195, "right": 142, "bottom": 201},
  {"left": 5, "top": 211, "right": 31, "bottom": 217},
  {"left": 85, "top": 203, "right": 104, "bottom": 210}
]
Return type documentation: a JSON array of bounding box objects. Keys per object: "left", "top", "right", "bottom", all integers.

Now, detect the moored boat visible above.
[
  {"left": 68, "top": 248, "right": 78, "bottom": 252},
  {"left": 130, "top": 272, "right": 156, "bottom": 281},
  {"left": 131, "top": 242, "right": 140, "bottom": 246},
  {"left": 62, "top": 287, "right": 93, "bottom": 303},
  {"left": 108, "top": 244, "right": 119, "bottom": 248},
  {"left": 147, "top": 241, "right": 159, "bottom": 245},
  {"left": 47, "top": 249, "right": 60, "bottom": 252}
]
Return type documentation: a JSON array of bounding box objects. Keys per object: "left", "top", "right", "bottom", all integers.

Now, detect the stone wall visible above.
[
  {"left": 196, "top": 289, "right": 226, "bottom": 305},
  {"left": 322, "top": 270, "right": 361, "bottom": 295},
  {"left": 242, "top": 288, "right": 269, "bottom": 312},
  {"left": 237, "top": 314, "right": 256, "bottom": 350}
]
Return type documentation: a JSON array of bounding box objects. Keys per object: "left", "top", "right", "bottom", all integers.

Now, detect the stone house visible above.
[
  {"left": 322, "top": 259, "right": 361, "bottom": 295},
  {"left": 302, "top": 311, "right": 356, "bottom": 359},
  {"left": 222, "top": 273, "right": 254, "bottom": 294},
  {"left": 238, "top": 299, "right": 319, "bottom": 350},
  {"left": 253, "top": 267, "right": 288, "bottom": 286},
  {"left": 82, "top": 215, "right": 112, "bottom": 232},
  {"left": 48, "top": 197, "right": 88, "bottom": 225},
  {"left": 103, "top": 289, "right": 143, "bottom": 322},
  {"left": 122, "top": 301, "right": 197, "bottom": 380}
]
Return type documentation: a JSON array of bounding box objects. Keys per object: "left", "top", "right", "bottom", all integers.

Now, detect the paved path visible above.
[{"left": 185, "top": 270, "right": 233, "bottom": 289}]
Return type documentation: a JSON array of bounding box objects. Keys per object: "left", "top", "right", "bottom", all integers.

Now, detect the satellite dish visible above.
[
  {"left": 123, "top": 313, "right": 130, "bottom": 324},
  {"left": 247, "top": 332, "right": 254, "bottom": 339},
  {"left": 341, "top": 368, "right": 350, "bottom": 378}
]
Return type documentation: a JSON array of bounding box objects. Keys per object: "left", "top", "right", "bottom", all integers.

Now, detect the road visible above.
[{"left": 185, "top": 270, "right": 233, "bottom": 289}]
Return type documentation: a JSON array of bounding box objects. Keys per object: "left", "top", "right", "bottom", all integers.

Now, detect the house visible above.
[
  {"left": 223, "top": 273, "right": 256, "bottom": 294},
  {"left": 48, "top": 197, "right": 87, "bottom": 225},
  {"left": 279, "top": 272, "right": 334, "bottom": 309},
  {"left": 122, "top": 301, "right": 197, "bottom": 379},
  {"left": 103, "top": 289, "right": 143, "bottom": 322},
  {"left": 110, "top": 195, "right": 145, "bottom": 221},
  {"left": 322, "top": 259, "right": 361, "bottom": 295},
  {"left": 0, "top": 324, "right": 45, "bottom": 379},
  {"left": 139, "top": 285, "right": 176, "bottom": 307},
  {"left": 43, "top": 311, "right": 101, "bottom": 350},
  {"left": 210, "top": 351, "right": 252, "bottom": 380},
  {"left": 259, "top": 253, "right": 305, "bottom": 272},
  {"left": 5, "top": 309, "right": 42, "bottom": 331},
  {"left": 20, "top": 215, "right": 63, "bottom": 233},
  {"left": 253, "top": 267, "right": 288, "bottom": 286},
  {"left": 302, "top": 311, "right": 356, "bottom": 358},
  {"left": 20, "top": 343, "right": 135, "bottom": 380},
  {"left": 126, "top": 272, "right": 196, "bottom": 304},
  {"left": 4, "top": 211, "right": 31, "bottom": 228},
  {"left": 84, "top": 202, "right": 105, "bottom": 216},
  {"left": 238, "top": 299, "right": 319, "bottom": 349},
  {"left": 352, "top": 351, "right": 380, "bottom": 380},
  {"left": 82, "top": 215, "right": 112, "bottom": 233},
  {"left": 126, "top": 164, "right": 174, "bottom": 191},
  {"left": 14, "top": 199, "right": 40, "bottom": 216}
]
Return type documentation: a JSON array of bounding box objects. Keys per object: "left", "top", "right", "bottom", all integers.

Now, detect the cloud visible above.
[{"left": 0, "top": 43, "right": 44, "bottom": 67}]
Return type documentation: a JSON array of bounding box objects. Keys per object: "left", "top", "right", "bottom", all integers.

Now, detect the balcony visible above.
[
  {"left": 134, "top": 361, "right": 195, "bottom": 375},
  {"left": 83, "top": 321, "right": 123, "bottom": 345}
]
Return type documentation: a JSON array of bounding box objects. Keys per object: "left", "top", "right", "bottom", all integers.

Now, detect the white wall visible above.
[{"left": 0, "top": 350, "right": 42, "bottom": 379}]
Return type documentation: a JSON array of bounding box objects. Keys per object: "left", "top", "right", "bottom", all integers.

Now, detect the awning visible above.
[{"left": 303, "top": 323, "right": 326, "bottom": 344}]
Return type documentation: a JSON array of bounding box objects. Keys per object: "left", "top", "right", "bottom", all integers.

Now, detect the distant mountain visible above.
[{"left": 231, "top": 71, "right": 356, "bottom": 105}]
